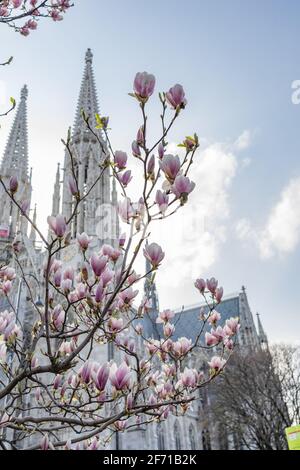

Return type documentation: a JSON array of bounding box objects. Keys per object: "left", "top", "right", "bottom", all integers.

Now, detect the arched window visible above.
[
  {"left": 174, "top": 421, "right": 181, "bottom": 450},
  {"left": 157, "top": 423, "right": 165, "bottom": 450},
  {"left": 189, "top": 424, "right": 196, "bottom": 450},
  {"left": 202, "top": 428, "right": 211, "bottom": 450}
]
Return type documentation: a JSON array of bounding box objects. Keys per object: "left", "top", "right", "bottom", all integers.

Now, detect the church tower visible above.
[
  {"left": 60, "top": 48, "right": 111, "bottom": 238},
  {"left": 0, "top": 85, "right": 32, "bottom": 240}
]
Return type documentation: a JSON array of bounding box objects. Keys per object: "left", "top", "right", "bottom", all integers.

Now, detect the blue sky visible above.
[{"left": 0, "top": 0, "right": 299, "bottom": 343}]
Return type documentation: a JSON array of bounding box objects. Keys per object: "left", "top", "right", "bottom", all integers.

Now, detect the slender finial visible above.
[
  {"left": 21, "top": 84, "right": 28, "bottom": 100},
  {"left": 85, "top": 48, "right": 93, "bottom": 64}
]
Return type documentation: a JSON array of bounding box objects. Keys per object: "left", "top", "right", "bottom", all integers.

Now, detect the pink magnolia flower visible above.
[
  {"left": 68, "top": 175, "right": 78, "bottom": 196},
  {"left": 114, "top": 150, "right": 127, "bottom": 169},
  {"left": 53, "top": 269, "right": 62, "bottom": 287},
  {"left": 159, "top": 154, "right": 180, "bottom": 181},
  {"left": 136, "top": 126, "right": 144, "bottom": 146},
  {"left": 215, "top": 287, "right": 224, "bottom": 303},
  {"left": 143, "top": 242, "right": 165, "bottom": 268},
  {"left": 172, "top": 175, "right": 195, "bottom": 198},
  {"left": 208, "top": 310, "right": 221, "bottom": 326},
  {"left": 224, "top": 317, "right": 240, "bottom": 336},
  {"left": 9, "top": 176, "right": 18, "bottom": 193},
  {"left": 63, "top": 266, "right": 74, "bottom": 281},
  {"left": 2, "top": 280, "right": 12, "bottom": 295},
  {"left": 206, "top": 277, "right": 218, "bottom": 294},
  {"left": 211, "top": 326, "right": 225, "bottom": 342},
  {"left": 52, "top": 304, "right": 65, "bottom": 330},
  {"left": 26, "top": 19, "right": 37, "bottom": 30},
  {"left": 118, "top": 197, "right": 134, "bottom": 223},
  {"left": 147, "top": 154, "right": 155, "bottom": 175},
  {"left": 47, "top": 214, "right": 67, "bottom": 238},
  {"left": 101, "top": 268, "right": 114, "bottom": 287},
  {"left": 208, "top": 356, "right": 226, "bottom": 372},
  {"left": 158, "top": 142, "right": 165, "bottom": 159},
  {"left": 75, "top": 282, "right": 87, "bottom": 300},
  {"left": 180, "top": 367, "right": 198, "bottom": 388},
  {"left": 166, "top": 84, "right": 187, "bottom": 109},
  {"left": 12, "top": 0, "right": 22, "bottom": 8},
  {"left": 133, "top": 72, "right": 155, "bottom": 100},
  {"left": 163, "top": 322, "right": 175, "bottom": 338},
  {"left": 53, "top": 374, "right": 63, "bottom": 390},
  {"left": 40, "top": 434, "right": 54, "bottom": 451},
  {"left": 195, "top": 278, "right": 206, "bottom": 293},
  {"left": 94, "top": 281, "right": 105, "bottom": 303},
  {"left": 79, "top": 361, "right": 94, "bottom": 384},
  {"left": 110, "top": 362, "right": 131, "bottom": 391},
  {"left": 118, "top": 287, "right": 138, "bottom": 308},
  {"left": 101, "top": 244, "right": 114, "bottom": 257},
  {"left": 20, "top": 26, "right": 30, "bottom": 36},
  {"left": 155, "top": 190, "right": 169, "bottom": 214},
  {"left": 146, "top": 339, "right": 160, "bottom": 356},
  {"left": 108, "top": 317, "right": 123, "bottom": 333},
  {"left": 51, "top": 9, "right": 63, "bottom": 21},
  {"left": 119, "top": 170, "right": 132, "bottom": 187},
  {"left": 172, "top": 337, "right": 192, "bottom": 357},
  {"left": 224, "top": 338, "right": 234, "bottom": 350},
  {"left": 156, "top": 309, "right": 175, "bottom": 324},
  {"left": 205, "top": 331, "right": 219, "bottom": 347},
  {"left": 76, "top": 232, "right": 91, "bottom": 251},
  {"left": 93, "top": 363, "right": 109, "bottom": 391},
  {"left": 119, "top": 232, "right": 126, "bottom": 247},
  {"left": 61, "top": 278, "right": 72, "bottom": 293},
  {"left": 90, "top": 253, "right": 108, "bottom": 277},
  {"left": 0, "top": 7, "right": 9, "bottom": 17},
  {"left": 20, "top": 200, "right": 30, "bottom": 215},
  {"left": 132, "top": 140, "right": 141, "bottom": 158}
]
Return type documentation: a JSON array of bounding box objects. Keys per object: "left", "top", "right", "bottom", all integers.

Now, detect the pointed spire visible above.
[
  {"left": 1, "top": 85, "right": 29, "bottom": 179},
  {"left": 111, "top": 176, "right": 120, "bottom": 244},
  {"left": 73, "top": 48, "right": 101, "bottom": 138},
  {"left": 52, "top": 163, "right": 61, "bottom": 216},
  {"left": 29, "top": 204, "right": 37, "bottom": 243},
  {"left": 256, "top": 313, "right": 268, "bottom": 349}
]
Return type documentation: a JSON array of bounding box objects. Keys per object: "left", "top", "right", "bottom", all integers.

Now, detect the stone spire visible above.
[
  {"left": 73, "top": 48, "right": 102, "bottom": 139},
  {"left": 48, "top": 163, "right": 61, "bottom": 242},
  {"left": 61, "top": 49, "right": 110, "bottom": 238},
  {"left": 0, "top": 85, "right": 32, "bottom": 238},
  {"left": 29, "top": 204, "right": 37, "bottom": 243},
  {"left": 1, "top": 85, "right": 29, "bottom": 178},
  {"left": 238, "top": 286, "right": 260, "bottom": 350},
  {"left": 256, "top": 313, "right": 268, "bottom": 350}
]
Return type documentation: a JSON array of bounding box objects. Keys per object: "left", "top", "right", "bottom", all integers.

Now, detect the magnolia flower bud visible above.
[
  {"left": 9, "top": 176, "right": 18, "bottom": 194},
  {"left": 166, "top": 84, "right": 187, "bottom": 110},
  {"left": 133, "top": 72, "right": 155, "bottom": 101}
]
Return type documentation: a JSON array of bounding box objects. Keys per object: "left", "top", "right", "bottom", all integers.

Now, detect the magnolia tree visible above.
[
  {"left": 0, "top": 72, "right": 240, "bottom": 450},
  {"left": 0, "top": 0, "right": 72, "bottom": 35}
]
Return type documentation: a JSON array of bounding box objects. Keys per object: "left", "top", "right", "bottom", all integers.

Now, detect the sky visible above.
[{"left": 0, "top": 0, "right": 300, "bottom": 343}]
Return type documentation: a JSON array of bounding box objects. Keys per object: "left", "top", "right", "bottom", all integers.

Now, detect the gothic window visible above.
[
  {"left": 189, "top": 424, "right": 196, "bottom": 450},
  {"left": 174, "top": 421, "right": 181, "bottom": 450},
  {"left": 157, "top": 423, "right": 165, "bottom": 450},
  {"left": 202, "top": 428, "right": 211, "bottom": 450}
]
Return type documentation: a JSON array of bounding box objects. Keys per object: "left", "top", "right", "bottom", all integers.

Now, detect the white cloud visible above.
[
  {"left": 234, "top": 129, "right": 252, "bottom": 151},
  {"left": 236, "top": 177, "right": 300, "bottom": 259},
  {"left": 152, "top": 139, "right": 240, "bottom": 288},
  {"left": 259, "top": 177, "right": 300, "bottom": 258}
]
